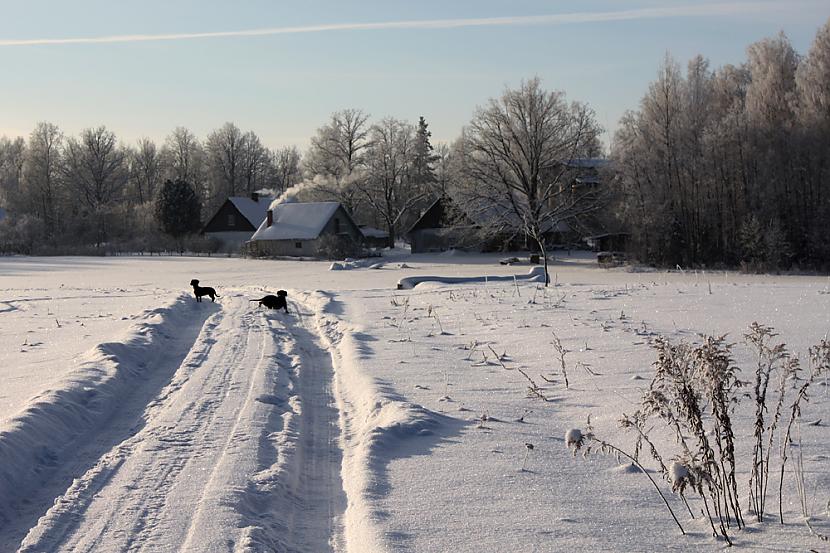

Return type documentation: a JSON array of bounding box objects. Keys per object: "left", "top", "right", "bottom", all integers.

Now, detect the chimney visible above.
[
  {"left": 266, "top": 209, "right": 273, "bottom": 227},
  {"left": 251, "top": 191, "right": 259, "bottom": 202}
]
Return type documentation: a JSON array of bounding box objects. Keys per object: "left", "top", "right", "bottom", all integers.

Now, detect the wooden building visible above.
[
  {"left": 246, "top": 201, "right": 362, "bottom": 257},
  {"left": 202, "top": 192, "right": 274, "bottom": 252}
]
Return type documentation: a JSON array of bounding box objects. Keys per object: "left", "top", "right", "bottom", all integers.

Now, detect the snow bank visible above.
[
  {"left": 0, "top": 294, "right": 217, "bottom": 526},
  {"left": 304, "top": 291, "right": 439, "bottom": 553},
  {"left": 396, "top": 266, "right": 547, "bottom": 289}
]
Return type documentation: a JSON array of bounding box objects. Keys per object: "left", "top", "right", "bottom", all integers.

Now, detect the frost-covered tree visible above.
[
  {"left": 411, "top": 116, "right": 439, "bottom": 189},
  {"left": 612, "top": 21, "right": 830, "bottom": 268},
  {"left": 0, "top": 135, "right": 26, "bottom": 211},
  {"left": 62, "top": 126, "right": 128, "bottom": 245},
  {"left": 238, "top": 130, "right": 270, "bottom": 195},
  {"left": 457, "top": 77, "right": 602, "bottom": 283},
  {"left": 205, "top": 122, "right": 245, "bottom": 201},
  {"left": 272, "top": 145, "right": 302, "bottom": 193},
  {"left": 21, "top": 123, "right": 63, "bottom": 236},
  {"left": 128, "top": 137, "right": 162, "bottom": 205},
  {"left": 357, "top": 117, "right": 427, "bottom": 246},
  {"left": 304, "top": 109, "right": 371, "bottom": 214},
  {"left": 162, "top": 127, "right": 204, "bottom": 187}
]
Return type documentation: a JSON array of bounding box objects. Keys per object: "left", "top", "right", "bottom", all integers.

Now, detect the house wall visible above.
[
  {"left": 247, "top": 239, "right": 319, "bottom": 257},
  {"left": 410, "top": 228, "right": 478, "bottom": 253},
  {"left": 205, "top": 231, "right": 254, "bottom": 253},
  {"left": 320, "top": 207, "right": 363, "bottom": 242},
  {"left": 202, "top": 202, "right": 256, "bottom": 233}
]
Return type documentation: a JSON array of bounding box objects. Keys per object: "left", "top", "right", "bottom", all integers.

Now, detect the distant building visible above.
[
  {"left": 406, "top": 196, "right": 569, "bottom": 254},
  {"left": 359, "top": 226, "right": 390, "bottom": 249},
  {"left": 246, "top": 201, "right": 362, "bottom": 257},
  {"left": 202, "top": 192, "right": 274, "bottom": 252}
]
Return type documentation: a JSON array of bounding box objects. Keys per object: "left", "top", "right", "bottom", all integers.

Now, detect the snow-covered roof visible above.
[
  {"left": 251, "top": 201, "right": 341, "bottom": 241},
  {"left": 359, "top": 226, "right": 389, "bottom": 238},
  {"left": 228, "top": 196, "right": 274, "bottom": 227}
]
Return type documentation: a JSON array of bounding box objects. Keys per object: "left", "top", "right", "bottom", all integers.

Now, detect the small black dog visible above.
[
  {"left": 251, "top": 290, "right": 289, "bottom": 313},
  {"left": 190, "top": 279, "right": 219, "bottom": 302}
]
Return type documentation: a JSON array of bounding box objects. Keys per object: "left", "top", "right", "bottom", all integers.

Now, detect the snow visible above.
[
  {"left": 0, "top": 252, "right": 828, "bottom": 552},
  {"left": 566, "top": 428, "right": 584, "bottom": 450},
  {"left": 251, "top": 201, "right": 340, "bottom": 241}
]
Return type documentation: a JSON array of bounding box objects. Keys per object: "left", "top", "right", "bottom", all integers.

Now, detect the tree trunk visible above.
[{"left": 535, "top": 235, "right": 551, "bottom": 286}]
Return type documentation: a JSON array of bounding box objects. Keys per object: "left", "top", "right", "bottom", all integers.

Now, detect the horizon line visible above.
[{"left": 0, "top": 2, "right": 809, "bottom": 47}]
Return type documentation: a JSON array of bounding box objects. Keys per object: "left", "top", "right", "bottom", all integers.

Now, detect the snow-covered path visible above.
[{"left": 6, "top": 293, "right": 346, "bottom": 552}]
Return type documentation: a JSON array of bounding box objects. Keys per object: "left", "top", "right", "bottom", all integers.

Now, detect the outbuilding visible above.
[{"left": 202, "top": 192, "right": 274, "bottom": 252}]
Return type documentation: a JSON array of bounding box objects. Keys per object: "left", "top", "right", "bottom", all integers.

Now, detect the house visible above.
[
  {"left": 407, "top": 196, "right": 478, "bottom": 253},
  {"left": 202, "top": 192, "right": 274, "bottom": 252},
  {"left": 246, "top": 201, "right": 363, "bottom": 257},
  {"left": 585, "top": 232, "right": 629, "bottom": 252},
  {"left": 407, "top": 196, "right": 570, "bottom": 254}
]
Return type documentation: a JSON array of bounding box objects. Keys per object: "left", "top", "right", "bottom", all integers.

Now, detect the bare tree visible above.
[
  {"left": 0, "top": 135, "right": 26, "bottom": 210},
  {"left": 239, "top": 130, "right": 269, "bottom": 194},
  {"left": 162, "top": 127, "right": 204, "bottom": 191},
  {"left": 22, "top": 123, "right": 63, "bottom": 236},
  {"left": 357, "top": 117, "right": 427, "bottom": 246},
  {"left": 62, "top": 126, "right": 129, "bottom": 244},
  {"left": 272, "top": 145, "right": 302, "bottom": 193},
  {"left": 205, "top": 122, "right": 245, "bottom": 203},
  {"left": 128, "top": 137, "right": 162, "bottom": 204},
  {"left": 458, "top": 77, "right": 602, "bottom": 284},
  {"left": 304, "top": 108, "right": 371, "bottom": 213}
]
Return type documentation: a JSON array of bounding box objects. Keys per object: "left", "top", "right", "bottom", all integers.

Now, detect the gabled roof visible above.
[
  {"left": 251, "top": 201, "right": 342, "bottom": 241},
  {"left": 228, "top": 196, "right": 274, "bottom": 227},
  {"left": 407, "top": 196, "right": 475, "bottom": 235}
]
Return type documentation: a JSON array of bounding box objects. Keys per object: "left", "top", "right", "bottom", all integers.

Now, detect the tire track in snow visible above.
[{"left": 15, "top": 294, "right": 346, "bottom": 552}]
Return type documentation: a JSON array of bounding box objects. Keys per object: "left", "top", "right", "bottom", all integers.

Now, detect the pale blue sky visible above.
[{"left": 0, "top": 1, "right": 827, "bottom": 149}]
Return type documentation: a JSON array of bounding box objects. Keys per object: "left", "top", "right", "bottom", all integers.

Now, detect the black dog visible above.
[
  {"left": 251, "top": 290, "right": 289, "bottom": 313},
  {"left": 190, "top": 279, "right": 219, "bottom": 302}
]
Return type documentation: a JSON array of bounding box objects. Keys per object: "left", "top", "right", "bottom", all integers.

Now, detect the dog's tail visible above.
[{"left": 250, "top": 298, "right": 265, "bottom": 302}]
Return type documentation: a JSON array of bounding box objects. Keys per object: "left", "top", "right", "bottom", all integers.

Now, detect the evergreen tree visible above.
[
  {"left": 412, "top": 116, "right": 439, "bottom": 188},
  {"left": 155, "top": 178, "right": 202, "bottom": 250}
]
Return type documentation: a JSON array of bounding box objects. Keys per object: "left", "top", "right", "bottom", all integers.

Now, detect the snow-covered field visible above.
[{"left": 0, "top": 253, "right": 828, "bottom": 552}]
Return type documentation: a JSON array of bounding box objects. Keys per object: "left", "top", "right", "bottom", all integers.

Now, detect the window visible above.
[
  {"left": 295, "top": 241, "right": 302, "bottom": 249},
  {"left": 227, "top": 214, "right": 236, "bottom": 227},
  {"left": 334, "top": 218, "right": 341, "bottom": 234}
]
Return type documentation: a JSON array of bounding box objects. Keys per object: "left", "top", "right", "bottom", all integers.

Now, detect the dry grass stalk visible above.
[{"left": 551, "top": 331, "right": 570, "bottom": 389}]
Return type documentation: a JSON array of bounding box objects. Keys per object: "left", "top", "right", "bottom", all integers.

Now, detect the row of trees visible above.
[
  {"left": 614, "top": 20, "right": 830, "bottom": 269},
  {"left": 2, "top": 18, "right": 828, "bottom": 270},
  {"left": 298, "top": 111, "right": 447, "bottom": 244},
  {"left": 0, "top": 123, "right": 301, "bottom": 252}
]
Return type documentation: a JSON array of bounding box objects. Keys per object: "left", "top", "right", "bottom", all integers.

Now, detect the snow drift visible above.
[
  {"left": 304, "top": 290, "right": 440, "bottom": 552},
  {"left": 0, "top": 294, "right": 217, "bottom": 527},
  {"left": 396, "top": 266, "right": 547, "bottom": 289}
]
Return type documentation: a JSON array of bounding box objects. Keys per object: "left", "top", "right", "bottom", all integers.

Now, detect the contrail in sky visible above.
[{"left": 0, "top": 2, "right": 809, "bottom": 47}]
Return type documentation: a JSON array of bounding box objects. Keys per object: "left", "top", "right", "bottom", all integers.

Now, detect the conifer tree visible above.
[
  {"left": 412, "top": 116, "right": 439, "bottom": 188},
  {"left": 155, "top": 178, "right": 201, "bottom": 251}
]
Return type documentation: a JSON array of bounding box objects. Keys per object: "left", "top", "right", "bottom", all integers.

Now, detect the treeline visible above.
[
  {"left": 0, "top": 123, "right": 302, "bottom": 254},
  {"left": 613, "top": 20, "right": 830, "bottom": 270},
  {"left": 2, "top": 19, "right": 829, "bottom": 268},
  {"left": 0, "top": 113, "right": 446, "bottom": 254}
]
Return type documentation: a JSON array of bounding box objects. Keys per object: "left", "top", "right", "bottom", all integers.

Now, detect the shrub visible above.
[{"left": 315, "top": 234, "right": 365, "bottom": 260}]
